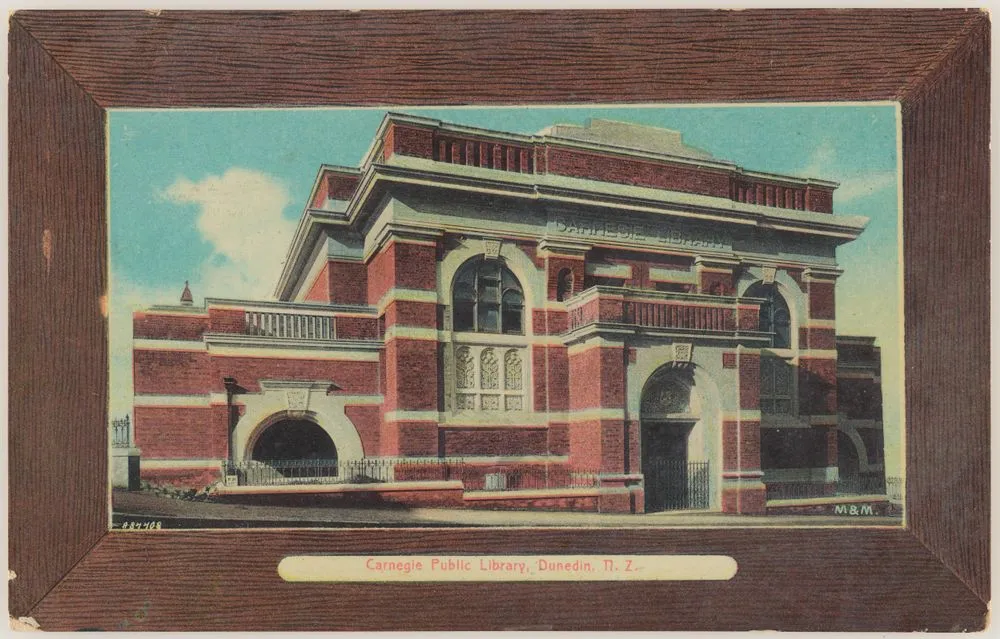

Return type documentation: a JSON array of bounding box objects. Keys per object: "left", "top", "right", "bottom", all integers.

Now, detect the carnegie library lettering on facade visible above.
[{"left": 124, "top": 114, "right": 893, "bottom": 517}]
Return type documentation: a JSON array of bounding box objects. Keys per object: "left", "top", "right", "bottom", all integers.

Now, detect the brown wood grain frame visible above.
[{"left": 8, "top": 9, "right": 989, "bottom": 631}]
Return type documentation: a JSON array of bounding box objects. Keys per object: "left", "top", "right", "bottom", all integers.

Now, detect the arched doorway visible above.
[
  {"left": 837, "top": 430, "right": 861, "bottom": 494},
  {"left": 640, "top": 365, "right": 709, "bottom": 511},
  {"left": 247, "top": 417, "right": 339, "bottom": 483}
]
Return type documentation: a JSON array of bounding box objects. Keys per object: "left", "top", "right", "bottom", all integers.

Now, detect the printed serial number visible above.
[{"left": 116, "top": 521, "right": 162, "bottom": 530}]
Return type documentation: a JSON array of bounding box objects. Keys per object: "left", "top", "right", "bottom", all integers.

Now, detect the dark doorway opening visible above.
[
  {"left": 641, "top": 421, "right": 708, "bottom": 512},
  {"left": 252, "top": 419, "right": 337, "bottom": 462}
]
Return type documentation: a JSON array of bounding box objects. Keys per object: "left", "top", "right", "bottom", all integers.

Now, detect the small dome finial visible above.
[{"left": 180, "top": 280, "right": 193, "bottom": 306}]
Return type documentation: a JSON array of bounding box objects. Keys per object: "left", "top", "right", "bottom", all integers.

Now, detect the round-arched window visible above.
[
  {"left": 453, "top": 258, "right": 524, "bottom": 335},
  {"left": 745, "top": 282, "right": 791, "bottom": 348}
]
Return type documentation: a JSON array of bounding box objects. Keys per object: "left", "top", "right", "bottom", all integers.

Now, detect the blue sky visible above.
[{"left": 109, "top": 104, "right": 902, "bottom": 475}]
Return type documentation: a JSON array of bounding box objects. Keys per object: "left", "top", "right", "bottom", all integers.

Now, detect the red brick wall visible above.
[
  {"left": 722, "top": 352, "right": 737, "bottom": 369},
  {"left": 806, "top": 186, "right": 834, "bottom": 213},
  {"left": 393, "top": 242, "right": 437, "bottom": 290},
  {"left": 722, "top": 485, "right": 766, "bottom": 514},
  {"left": 208, "top": 308, "right": 245, "bottom": 333},
  {"left": 395, "top": 421, "right": 438, "bottom": 456},
  {"left": 367, "top": 243, "right": 394, "bottom": 305},
  {"left": 532, "top": 345, "right": 547, "bottom": 411},
  {"left": 134, "top": 350, "right": 212, "bottom": 395},
  {"left": 722, "top": 420, "right": 762, "bottom": 471},
  {"left": 544, "top": 145, "right": 732, "bottom": 199},
  {"left": 367, "top": 240, "right": 437, "bottom": 305},
  {"left": 809, "top": 281, "right": 836, "bottom": 320},
  {"left": 384, "top": 339, "right": 438, "bottom": 411},
  {"left": 383, "top": 300, "right": 437, "bottom": 329},
  {"left": 567, "top": 420, "right": 602, "bottom": 469},
  {"left": 586, "top": 249, "right": 694, "bottom": 291},
  {"left": 466, "top": 495, "right": 599, "bottom": 512},
  {"left": 383, "top": 122, "right": 435, "bottom": 160},
  {"left": 737, "top": 304, "right": 761, "bottom": 331},
  {"left": 344, "top": 405, "right": 381, "bottom": 457},
  {"left": 568, "top": 346, "right": 624, "bottom": 410},
  {"left": 303, "top": 262, "right": 331, "bottom": 302},
  {"left": 546, "top": 256, "right": 585, "bottom": 301},
  {"left": 328, "top": 260, "right": 368, "bottom": 305},
  {"left": 738, "top": 352, "right": 760, "bottom": 410},
  {"left": 799, "top": 327, "right": 837, "bottom": 350},
  {"left": 548, "top": 423, "right": 570, "bottom": 455},
  {"left": 599, "top": 419, "right": 627, "bottom": 472},
  {"left": 309, "top": 171, "right": 360, "bottom": 208},
  {"left": 134, "top": 405, "right": 225, "bottom": 458},
  {"left": 212, "top": 357, "right": 379, "bottom": 394},
  {"left": 140, "top": 467, "right": 223, "bottom": 489},
  {"left": 825, "top": 426, "right": 838, "bottom": 466},
  {"left": 326, "top": 173, "right": 360, "bottom": 201},
  {"left": 798, "top": 357, "right": 838, "bottom": 415},
  {"left": 699, "top": 270, "right": 735, "bottom": 295},
  {"left": 440, "top": 428, "right": 548, "bottom": 456},
  {"left": 133, "top": 312, "right": 208, "bottom": 340},
  {"left": 547, "top": 347, "right": 570, "bottom": 411},
  {"left": 336, "top": 316, "right": 380, "bottom": 340}
]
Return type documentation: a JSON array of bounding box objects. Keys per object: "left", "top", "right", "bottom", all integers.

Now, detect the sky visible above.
[{"left": 109, "top": 104, "right": 902, "bottom": 476}]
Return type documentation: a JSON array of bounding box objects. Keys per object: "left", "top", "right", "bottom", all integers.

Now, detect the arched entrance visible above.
[
  {"left": 640, "top": 365, "right": 710, "bottom": 512},
  {"left": 245, "top": 416, "right": 340, "bottom": 483},
  {"left": 837, "top": 430, "right": 861, "bottom": 493}
]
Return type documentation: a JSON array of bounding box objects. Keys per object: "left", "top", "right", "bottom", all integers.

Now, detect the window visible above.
[
  {"left": 453, "top": 258, "right": 524, "bottom": 334},
  {"left": 745, "top": 282, "right": 791, "bottom": 348},
  {"left": 760, "top": 355, "right": 794, "bottom": 414},
  {"left": 556, "top": 268, "right": 574, "bottom": 302},
  {"left": 454, "top": 346, "right": 525, "bottom": 412}
]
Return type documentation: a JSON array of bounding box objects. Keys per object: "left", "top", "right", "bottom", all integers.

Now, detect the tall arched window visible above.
[
  {"left": 453, "top": 258, "right": 524, "bottom": 334},
  {"left": 745, "top": 282, "right": 791, "bottom": 348}
]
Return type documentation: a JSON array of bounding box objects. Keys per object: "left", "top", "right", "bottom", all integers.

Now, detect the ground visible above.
[{"left": 112, "top": 490, "right": 902, "bottom": 529}]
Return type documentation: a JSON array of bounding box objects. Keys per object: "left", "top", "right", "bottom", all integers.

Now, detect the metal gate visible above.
[{"left": 643, "top": 460, "right": 710, "bottom": 511}]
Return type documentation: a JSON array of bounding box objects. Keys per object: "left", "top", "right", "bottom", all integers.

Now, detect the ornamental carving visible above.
[
  {"left": 641, "top": 377, "right": 691, "bottom": 416},
  {"left": 481, "top": 394, "right": 500, "bottom": 411},
  {"left": 504, "top": 349, "right": 523, "bottom": 390},
  {"left": 480, "top": 348, "right": 499, "bottom": 389},
  {"left": 456, "top": 346, "right": 474, "bottom": 389}
]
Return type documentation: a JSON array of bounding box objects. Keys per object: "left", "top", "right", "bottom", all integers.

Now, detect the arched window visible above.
[
  {"left": 453, "top": 258, "right": 524, "bottom": 335},
  {"left": 556, "top": 268, "right": 574, "bottom": 302},
  {"left": 745, "top": 282, "right": 791, "bottom": 348}
]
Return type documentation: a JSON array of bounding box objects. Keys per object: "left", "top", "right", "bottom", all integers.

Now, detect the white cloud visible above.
[
  {"left": 162, "top": 167, "right": 296, "bottom": 300},
  {"left": 111, "top": 168, "right": 297, "bottom": 417},
  {"left": 796, "top": 141, "right": 897, "bottom": 206}
]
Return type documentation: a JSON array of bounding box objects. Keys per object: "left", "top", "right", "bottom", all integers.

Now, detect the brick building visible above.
[{"left": 131, "top": 114, "right": 887, "bottom": 514}]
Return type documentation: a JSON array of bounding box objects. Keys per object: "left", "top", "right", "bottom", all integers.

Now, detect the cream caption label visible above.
[{"left": 278, "top": 555, "right": 737, "bottom": 582}]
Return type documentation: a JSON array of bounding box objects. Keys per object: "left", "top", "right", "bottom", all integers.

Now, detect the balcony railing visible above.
[
  {"left": 244, "top": 310, "right": 335, "bottom": 340},
  {"left": 565, "top": 286, "right": 764, "bottom": 335}
]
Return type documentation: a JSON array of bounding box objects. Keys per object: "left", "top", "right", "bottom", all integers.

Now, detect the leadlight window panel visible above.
[
  {"left": 760, "top": 356, "right": 794, "bottom": 415},
  {"left": 746, "top": 282, "right": 792, "bottom": 349},
  {"left": 452, "top": 258, "right": 525, "bottom": 335}
]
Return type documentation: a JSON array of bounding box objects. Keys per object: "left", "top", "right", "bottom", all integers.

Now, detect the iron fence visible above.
[
  {"left": 111, "top": 415, "right": 132, "bottom": 448},
  {"left": 222, "top": 457, "right": 603, "bottom": 491},
  {"left": 766, "top": 474, "right": 902, "bottom": 500},
  {"left": 642, "top": 460, "right": 711, "bottom": 511}
]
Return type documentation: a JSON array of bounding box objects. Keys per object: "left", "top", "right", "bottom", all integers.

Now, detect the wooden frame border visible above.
[{"left": 8, "top": 10, "right": 989, "bottom": 630}]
